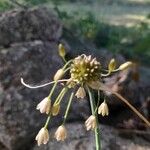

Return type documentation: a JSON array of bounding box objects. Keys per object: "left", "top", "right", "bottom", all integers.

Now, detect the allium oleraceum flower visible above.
[
  {"left": 36, "top": 97, "right": 51, "bottom": 114},
  {"left": 98, "top": 100, "right": 109, "bottom": 117},
  {"left": 21, "top": 43, "right": 150, "bottom": 149},
  {"left": 35, "top": 127, "right": 49, "bottom": 146},
  {"left": 54, "top": 125, "right": 67, "bottom": 141},
  {"left": 85, "top": 115, "right": 97, "bottom": 130},
  {"left": 75, "top": 87, "right": 86, "bottom": 99}
]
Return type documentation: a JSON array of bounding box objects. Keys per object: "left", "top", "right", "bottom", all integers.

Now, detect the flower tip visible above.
[
  {"left": 54, "top": 69, "right": 64, "bottom": 81},
  {"left": 58, "top": 43, "right": 66, "bottom": 58},
  {"left": 119, "top": 61, "right": 133, "bottom": 71}
]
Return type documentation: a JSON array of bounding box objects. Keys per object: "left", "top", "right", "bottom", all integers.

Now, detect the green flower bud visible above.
[
  {"left": 52, "top": 103, "right": 60, "bottom": 116},
  {"left": 108, "top": 58, "right": 116, "bottom": 73},
  {"left": 54, "top": 69, "right": 64, "bottom": 81},
  {"left": 58, "top": 43, "right": 66, "bottom": 58}
]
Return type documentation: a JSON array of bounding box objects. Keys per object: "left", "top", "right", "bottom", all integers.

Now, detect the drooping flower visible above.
[
  {"left": 85, "top": 115, "right": 97, "bottom": 131},
  {"left": 54, "top": 125, "right": 67, "bottom": 141},
  {"left": 98, "top": 101, "right": 109, "bottom": 116},
  {"left": 36, "top": 97, "right": 51, "bottom": 114},
  {"left": 75, "top": 87, "right": 86, "bottom": 99},
  {"left": 35, "top": 127, "right": 49, "bottom": 146}
]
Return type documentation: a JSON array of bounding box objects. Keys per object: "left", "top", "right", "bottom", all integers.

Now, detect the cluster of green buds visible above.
[{"left": 21, "top": 44, "right": 150, "bottom": 148}]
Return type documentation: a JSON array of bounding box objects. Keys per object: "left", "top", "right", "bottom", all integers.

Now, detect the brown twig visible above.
[{"left": 114, "top": 92, "right": 150, "bottom": 127}]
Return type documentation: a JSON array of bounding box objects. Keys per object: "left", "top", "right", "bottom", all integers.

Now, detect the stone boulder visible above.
[{"left": 0, "top": 7, "right": 62, "bottom": 47}]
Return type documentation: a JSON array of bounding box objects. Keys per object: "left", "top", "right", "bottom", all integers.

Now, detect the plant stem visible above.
[
  {"left": 48, "top": 81, "right": 58, "bottom": 99},
  {"left": 54, "top": 87, "right": 68, "bottom": 104},
  {"left": 95, "top": 90, "right": 101, "bottom": 113},
  {"left": 63, "top": 91, "right": 74, "bottom": 124},
  {"left": 44, "top": 81, "right": 58, "bottom": 129},
  {"left": 44, "top": 115, "right": 51, "bottom": 129},
  {"left": 62, "top": 57, "right": 67, "bottom": 63},
  {"left": 87, "top": 87, "right": 101, "bottom": 150}
]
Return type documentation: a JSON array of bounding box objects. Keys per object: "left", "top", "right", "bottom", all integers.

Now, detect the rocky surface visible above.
[
  {"left": 0, "top": 7, "right": 62, "bottom": 47},
  {"left": 0, "top": 6, "right": 149, "bottom": 150},
  {"left": 33, "top": 123, "right": 150, "bottom": 150}
]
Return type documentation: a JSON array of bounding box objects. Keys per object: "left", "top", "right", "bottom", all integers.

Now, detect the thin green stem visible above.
[
  {"left": 101, "top": 68, "right": 120, "bottom": 77},
  {"left": 63, "top": 59, "right": 72, "bottom": 69},
  {"left": 101, "top": 68, "right": 119, "bottom": 73},
  {"left": 63, "top": 91, "right": 74, "bottom": 124},
  {"left": 54, "top": 87, "right": 68, "bottom": 105},
  {"left": 64, "top": 67, "right": 71, "bottom": 73},
  {"left": 62, "top": 56, "right": 67, "bottom": 63},
  {"left": 87, "top": 86, "right": 101, "bottom": 150},
  {"left": 44, "top": 81, "right": 58, "bottom": 129},
  {"left": 95, "top": 90, "right": 100, "bottom": 114},
  {"left": 44, "top": 87, "right": 68, "bottom": 129},
  {"left": 44, "top": 115, "right": 51, "bottom": 129},
  {"left": 48, "top": 81, "right": 58, "bottom": 99}
]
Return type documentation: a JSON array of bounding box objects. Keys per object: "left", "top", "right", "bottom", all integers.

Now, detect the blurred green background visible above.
[{"left": 0, "top": 0, "right": 150, "bottom": 65}]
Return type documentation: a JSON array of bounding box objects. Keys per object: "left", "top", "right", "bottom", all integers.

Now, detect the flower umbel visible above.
[
  {"left": 21, "top": 44, "right": 150, "bottom": 150},
  {"left": 70, "top": 55, "right": 101, "bottom": 84},
  {"left": 85, "top": 115, "right": 97, "bottom": 131},
  {"left": 35, "top": 127, "right": 49, "bottom": 146},
  {"left": 36, "top": 97, "right": 51, "bottom": 114},
  {"left": 98, "top": 100, "right": 109, "bottom": 116},
  {"left": 54, "top": 125, "right": 67, "bottom": 141}
]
